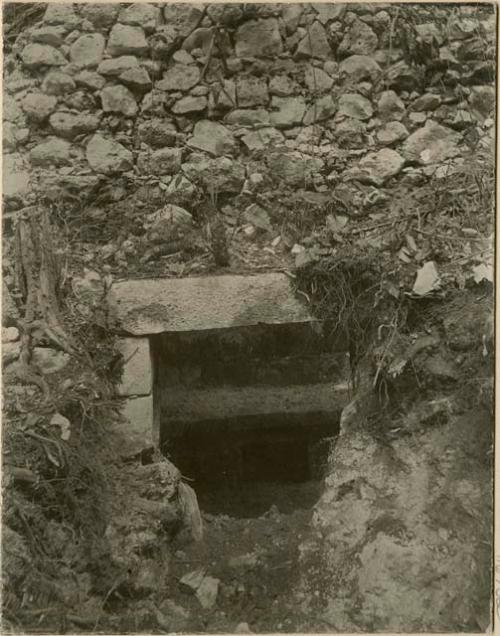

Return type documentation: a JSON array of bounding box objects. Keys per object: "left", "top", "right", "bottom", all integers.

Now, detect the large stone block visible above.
[
  {"left": 117, "top": 337, "right": 152, "bottom": 396},
  {"left": 116, "top": 395, "right": 154, "bottom": 456}
]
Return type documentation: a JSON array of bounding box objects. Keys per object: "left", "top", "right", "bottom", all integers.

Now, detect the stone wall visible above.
[{"left": 4, "top": 3, "right": 495, "bottom": 254}]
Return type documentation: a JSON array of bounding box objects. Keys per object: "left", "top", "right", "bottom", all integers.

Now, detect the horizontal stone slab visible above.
[
  {"left": 162, "top": 382, "right": 349, "bottom": 425},
  {"left": 110, "top": 273, "right": 314, "bottom": 334}
]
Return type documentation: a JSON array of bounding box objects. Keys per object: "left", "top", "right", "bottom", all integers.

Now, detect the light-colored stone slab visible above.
[
  {"left": 164, "top": 382, "right": 349, "bottom": 423},
  {"left": 117, "top": 337, "right": 151, "bottom": 396},
  {"left": 110, "top": 274, "right": 314, "bottom": 335},
  {"left": 114, "top": 395, "right": 154, "bottom": 456}
]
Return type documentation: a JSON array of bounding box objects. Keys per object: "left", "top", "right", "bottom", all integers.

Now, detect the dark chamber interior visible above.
[{"left": 164, "top": 412, "right": 340, "bottom": 518}]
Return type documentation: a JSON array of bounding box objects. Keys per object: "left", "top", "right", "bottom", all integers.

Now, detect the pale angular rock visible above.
[
  {"left": 31, "top": 137, "right": 71, "bottom": 167},
  {"left": 377, "top": 121, "right": 409, "bottom": 146},
  {"left": 163, "top": 4, "right": 204, "bottom": 39},
  {"left": 182, "top": 155, "right": 245, "bottom": 193},
  {"left": 335, "top": 118, "right": 367, "bottom": 149},
  {"left": 469, "top": 86, "right": 495, "bottom": 118},
  {"left": 338, "top": 93, "right": 373, "bottom": 120},
  {"left": 118, "top": 3, "right": 160, "bottom": 33},
  {"left": 347, "top": 148, "right": 405, "bottom": 186},
  {"left": 172, "top": 49, "right": 195, "bottom": 65},
  {"left": 235, "top": 18, "right": 282, "bottom": 57},
  {"left": 3, "top": 122, "right": 29, "bottom": 151},
  {"left": 137, "top": 148, "right": 183, "bottom": 176},
  {"left": 75, "top": 70, "right": 106, "bottom": 91},
  {"left": 282, "top": 4, "right": 303, "bottom": 34},
  {"left": 196, "top": 576, "right": 219, "bottom": 609},
  {"left": 86, "top": 134, "right": 133, "bottom": 175},
  {"left": 295, "top": 21, "right": 331, "bottom": 59},
  {"left": 313, "top": 3, "right": 346, "bottom": 23},
  {"left": 268, "top": 151, "right": 324, "bottom": 185},
  {"left": 41, "top": 70, "right": 76, "bottom": 95},
  {"left": 21, "top": 43, "right": 66, "bottom": 69},
  {"left": 225, "top": 109, "right": 270, "bottom": 126},
  {"left": 411, "top": 93, "right": 441, "bottom": 112},
  {"left": 338, "top": 18, "right": 378, "bottom": 57},
  {"left": 143, "top": 204, "right": 193, "bottom": 243},
  {"left": 159, "top": 64, "right": 200, "bottom": 91},
  {"left": 3, "top": 96, "right": 25, "bottom": 124},
  {"left": 141, "top": 89, "right": 169, "bottom": 115},
  {"left": 211, "top": 79, "right": 236, "bottom": 109},
  {"left": 117, "top": 338, "right": 152, "bottom": 396},
  {"left": 30, "top": 25, "right": 66, "bottom": 47},
  {"left": 22, "top": 92, "right": 58, "bottom": 122},
  {"left": 188, "top": 120, "right": 236, "bottom": 156},
  {"left": 43, "top": 4, "right": 79, "bottom": 28},
  {"left": 81, "top": 4, "right": 120, "bottom": 28},
  {"left": 386, "top": 61, "right": 421, "bottom": 92},
  {"left": 2, "top": 327, "right": 20, "bottom": 343},
  {"left": 377, "top": 90, "right": 406, "bottom": 121},
  {"left": 119, "top": 67, "right": 151, "bottom": 91},
  {"left": 70, "top": 33, "right": 105, "bottom": 67},
  {"left": 339, "top": 55, "right": 381, "bottom": 82},
  {"left": 172, "top": 95, "right": 207, "bottom": 114},
  {"left": 304, "top": 65, "right": 334, "bottom": 92},
  {"left": 107, "top": 24, "right": 149, "bottom": 57},
  {"left": 242, "top": 127, "right": 285, "bottom": 151},
  {"left": 402, "top": 120, "right": 461, "bottom": 165},
  {"left": 182, "top": 27, "right": 214, "bottom": 54},
  {"left": 137, "top": 119, "right": 178, "bottom": 148},
  {"left": 49, "top": 111, "right": 101, "bottom": 139},
  {"left": 3, "top": 154, "right": 30, "bottom": 198},
  {"left": 269, "top": 75, "right": 297, "bottom": 97},
  {"left": 303, "top": 95, "right": 336, "bottom": 125},
  {"left": 269, "top": 96, "right": 306, "bottom": 127},
  {"left": 98, "top": 56, "right": 140, "bottom": 77},
  {"left": 101, "top": 85, "right": 138, "bottom": 117},
  {"left": 32, "top": 348, "right": 70, "bottom": 374},
  {"left": 236, "top": 76, "right": 269, "bottom": 108}
]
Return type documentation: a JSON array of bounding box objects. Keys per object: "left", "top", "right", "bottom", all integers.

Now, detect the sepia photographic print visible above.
[{"left": 1, "top": 0, "right": 496, "bottom": 633}]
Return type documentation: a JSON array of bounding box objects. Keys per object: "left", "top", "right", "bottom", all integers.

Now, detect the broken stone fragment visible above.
[
  {"left": 49, "top": 111, "right": 101, "bottom": 140},
  {"left": 377, "top": 90, "right": 406, "bottom": 122},
  {"left": 119, "top": 67, "right": 151, "bottom": 92},
  {"left": 21, "top": 43, "right": 67, "bottom": 69},
  {"left": 338, "top": 93, "right": 373, "bottom": 120},
  {"left": 242, "top": 127, "right": 285, "bottom": 152},
  {"left": 158, "top": 63, "right": 200, "bottom": 91},
  {"left": 3, "top": 154, "right": 30, "bottom": 199},
  {"left": 43, "top": 4, "right": 80, "bottom": 29},
  {"left": 304, "top": 64, "right": 334, "bottom": 92},
  {"left": 22, "top": 92, "right": 58, "bottom": 122},
  {"left": 31, "top": 137, "right": 72, "bottom": 167},
  {"left": 137, "top": 148, "right": 183, "bottom": 176},
  {"left": 338, "top": 18, "right": 378, "bottom": 57},
  {"left": 98, "top": 55, "right": 140, "bottom": 77},
  {"left": 107, "top": 24, "right": 149, "bottom": 57},
  {"left": 196, "top": 576, "right": 219, "bottom": 609},
  {"left": 303, "top": 95, "right": 336, "bottom": 125},
  {"left": 187, "top": 120, "right": 236, "bottom": 156},
  {"left": 346, "top": 148, "right": 405, "bottom": 186},
  {"left": 41, "top": 70, "right": 76, "bottom": 95},
  {"left": 81, "top": 3, "right": 119, "bottom": 28},
  {"left": 118, "top": 3, "right": 161, "bottom": 33},
  {"left": 30, "top": 25, "right": 66, "bottom": 47},
  {"left": 101, "top": 85, "right": 138, "bottom": 117},
  {"left": 269, "top": 96, "right": 306, "bottom": 128},
  {"left": 402, "top": 120, "right": 461, "bottom": 165},
  {"left": 86, "top": 134, "right": 133, "bottom": 175},
  {"left": 339, "top": 54, "right": 381, "bottom": 82},
  {"left": 171, "top": 95, "right": 207, "bottom": 115},
  {"left": 234, "top": 18, "right": 282, "bottom": 57},
  {"left": 70, "top": 33, "right": 105, "bottom": 68},
  {"left": 377, "top": 121, "right": 409, "bottom": 146},
  {"left": 295, "top": 21, "right": 331, "bottom": 59},
  {"left": 236, "top": 76, "right": 269, "bottom": 108}
]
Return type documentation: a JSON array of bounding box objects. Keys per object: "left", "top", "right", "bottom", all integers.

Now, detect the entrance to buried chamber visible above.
[{"left": 152, "top": 324, "right": 346, "bottom": 517}]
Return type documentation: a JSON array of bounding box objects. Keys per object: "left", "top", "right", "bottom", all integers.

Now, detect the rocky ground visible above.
[{"left": 2, "top": 2, "right": 495, "bottom": 633}]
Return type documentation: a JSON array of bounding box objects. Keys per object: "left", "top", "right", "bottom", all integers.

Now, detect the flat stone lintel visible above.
[
  {"left": 110, "top": 273, "right": 314, "bottom": 335},
  {"left": 164, "top": 382, "right": 349, "bottom": 422}
]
